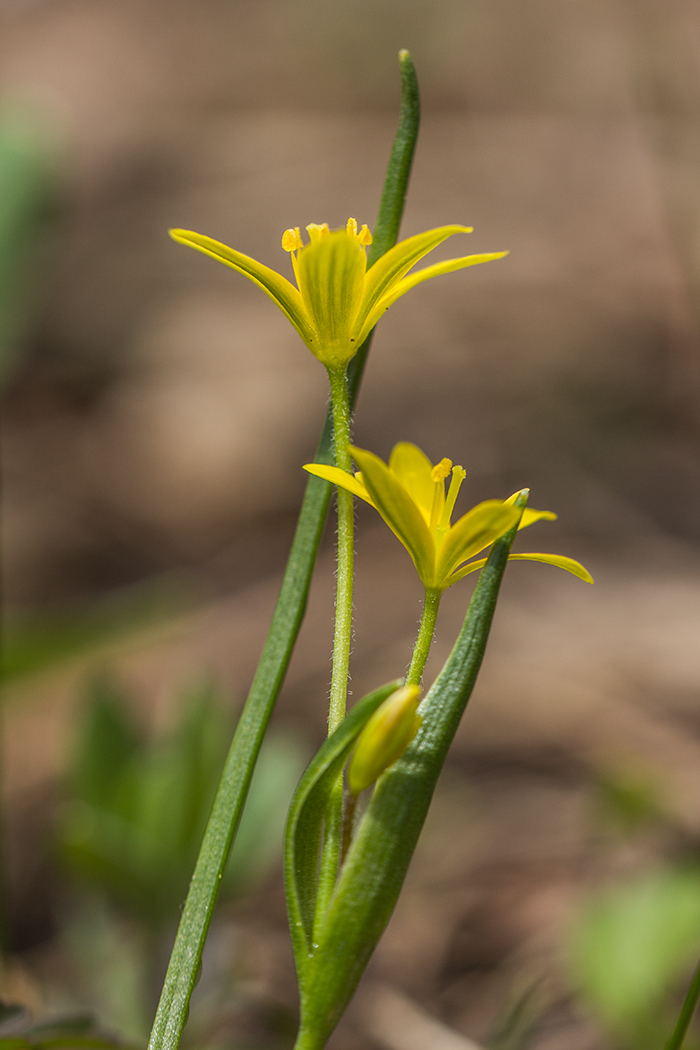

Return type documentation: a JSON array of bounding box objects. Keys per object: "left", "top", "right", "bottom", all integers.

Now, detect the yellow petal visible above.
[
  {"left": 359, "top": 251, "right": 508, "bottom": 341},
  {"left": 507, "top": 553, "right": 594, "bottom": 583},
  {"left": 447, "top": 551, "right": 594, "bottom": 587},
  {"left": 169, "top": 229, "right": 314, "bottom": 346},
  {"left": 350, "top": 446, "right": 436, "bottom": 586},
  {"left": 388, "top": 443, "right": 436, "bottom": 524},
  {"left": 436, "top": 500, "right": 520, "bottom": 581},
  {"left": 302, "top": 463, "right": 374, "bottom": 505},
  {"left": 294, "top": 230, "right": 366, "bottom": 366},
  {"left": 354, "top": 225, "right": 473, "bottom": 340},
  {"left": 504, "top": 492, "right": 557, "bottom": 530}
]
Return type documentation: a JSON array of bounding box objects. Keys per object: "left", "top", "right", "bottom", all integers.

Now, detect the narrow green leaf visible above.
[{"left": 285, "top": 680, "right": 402, "bottom": 971}]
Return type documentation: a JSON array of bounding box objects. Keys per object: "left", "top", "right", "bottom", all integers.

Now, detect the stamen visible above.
[
  {"left": 359, "top": 224, "right": 373, "bottom": 246},
  {"left": 282, "top": 227, "right": 303, "bottom": 252},
  {"left": 346, "top": 217, "right": 358, "bottom": 237},
  {"left": 438, "top": 465, "right": 466, "bottom": 531},
  {"left": 429, "top": 458, "right": 451, "bottom": 532},
  {"left": 306, "top": 222, "right": 330, "bottom": 243},
  {"left": 430, "top": 458, "right": 452, "bottom": 483}
]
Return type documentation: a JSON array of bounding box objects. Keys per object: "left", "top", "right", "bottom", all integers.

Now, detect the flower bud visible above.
[{"left": 347, "top": 685, "right": 422, "bottom": 796}]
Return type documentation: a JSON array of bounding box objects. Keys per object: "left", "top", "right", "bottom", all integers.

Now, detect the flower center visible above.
[{"left": 281, "top": 218, "right": 372, "bottom": 254}]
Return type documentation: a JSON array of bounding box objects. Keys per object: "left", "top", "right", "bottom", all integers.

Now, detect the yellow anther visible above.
[
  {"left": 430, "top": 458, "right": 452, "bottom": 483},
  {"left": 358, "top": 224, "right": 373, "bottom": 246},
  {"left": 282, "top": 227, "right": 303, "bottom": 252},
  {"left": 346, "top": 217, "right": 358, "bottom": 237},
  {"left": 306, "top": 222, "right": 330, "bottom": 243}
]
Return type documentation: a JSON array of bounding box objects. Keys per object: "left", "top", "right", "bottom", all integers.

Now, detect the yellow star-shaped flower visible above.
[
  {"left": 169, "top": 219, "right": 507, "bottom": 369},
  {"left": 305, "top": 442, "right": 593, "bottom": 591}
]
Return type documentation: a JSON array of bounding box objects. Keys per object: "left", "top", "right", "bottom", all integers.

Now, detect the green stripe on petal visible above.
[
  {"left": 294, "top": 231, "right": 366, "bottom": 365},
  {"left": 169, "top": 229, "right": 314, "bottom": 346},
  {"left": 388, "top": 443, "right": 435, "bottom": 524},
  {"left": 507, "top": 553, "right": 594, "bottom": 583},
  {"left": 303, "top": 463, "right": 374, "bottom": 506},
  {"left": 351, "top": 446, "right": 435, "bottom": 585},
  {"left": 358, "top": 251, "right": 508, "bottom": 342},
  {"left": 436, "top": 500, "right": 520, "bottom": 581},
  {"left": 353, "top": 226, "right": 472, "bottom": 339}
]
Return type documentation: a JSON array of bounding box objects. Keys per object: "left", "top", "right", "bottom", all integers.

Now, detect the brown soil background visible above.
[{"left": 3, "top": 2, "right": 700, "bottom": 1048}]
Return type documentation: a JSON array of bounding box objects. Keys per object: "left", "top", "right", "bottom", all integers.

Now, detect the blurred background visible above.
[{"left": 3, "top": 1, "right": 700, "bottom": 1049}]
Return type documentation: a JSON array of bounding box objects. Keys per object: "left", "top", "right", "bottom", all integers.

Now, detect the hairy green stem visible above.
[
  {"left": 314, "top": 365, "right": 354, "bottom": 938},
  {"left": 405, "top": 588, "right": 441, "bottom": 687},
  {"left": 326, "top": 366, "right": 354, "bottom": 733}
]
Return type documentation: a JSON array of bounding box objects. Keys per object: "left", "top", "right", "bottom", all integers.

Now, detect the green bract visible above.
[
  {"left": 169, "top": 219, "right": 508, "bottom": 369},
  {"left": 305, "top": 442, "right": 593, "bottom": 590}
]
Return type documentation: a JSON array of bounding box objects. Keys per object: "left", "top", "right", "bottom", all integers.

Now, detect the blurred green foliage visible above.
[
  {"left": 48, "top": 674, "right": 305, "bottom": 1039},
  {"left": 569, "top": 764, "right": 700, "bottom": 1050},
  {"left": 571, "top": 867, "right": 700, "bottom": 1050},
  {"left": 0, "top": 107, "right": 59, "bottom": 387},
  {"left": 0, "top": 581, "right": 192, "bottom": 686},
  {"left": 58, "top": 673, "right": 304, "bottom": 926},
  {"left": 0, "top": 1000, "right": 138, "bottom": 1050}
]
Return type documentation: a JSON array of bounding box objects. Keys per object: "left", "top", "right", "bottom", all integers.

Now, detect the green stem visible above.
[
  {"left": 326, "top": 366, "right": 354, "bottom": 733},
  {"left": 666, "top": 961, "right": 700, "bottom": 1050},
  {"left": 313, "top": 365, "right": 354, "bottom": 939},
  {"left": 405, "top": 588, "right": 441, "bottom": 687}
]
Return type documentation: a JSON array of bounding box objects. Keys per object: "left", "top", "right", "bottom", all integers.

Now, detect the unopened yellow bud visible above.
[{"left": 347, "top": 685, "right": 422, "bottom": 796}]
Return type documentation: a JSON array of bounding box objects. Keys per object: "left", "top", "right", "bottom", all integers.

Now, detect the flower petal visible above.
[
  {"left": 353, "top": 226, "right": 473, "bottom": 339},
  {"left": 294, "top": 231, "right": 366, "bottom": 365},
  {"left": 436, "top": 500, "right": 520, "bottom": 581},
  {"left": 448, "top": 552, "right": 594, "bottom": 586},
  {"left": 388, "top": 443, "right": 435, "bottom": 524},
  {"left": 358, "top": 251, "right": 508, "bottom": 342},
  {"left": 507, "top": 553, "right": 594, "bottom": 583},
  {"left": 303, "top": 463, "right": 374, "bottom": 505},
  {"left": 504, "top": 492, "right": 557, "bottom": 530},
  {"left": 350, "top": 446, "right": 435, "bottom": 585},
  {"left": 169, "top": 229, "right": 314, "bottom": 346}
]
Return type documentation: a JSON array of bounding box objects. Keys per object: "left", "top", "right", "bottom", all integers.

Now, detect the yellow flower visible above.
[
  {"left": 169, "top": 219, "right": 507, "bottom": 369},
  {"left": 305, "top": 442, "right": 593, "bottom": 591}
]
